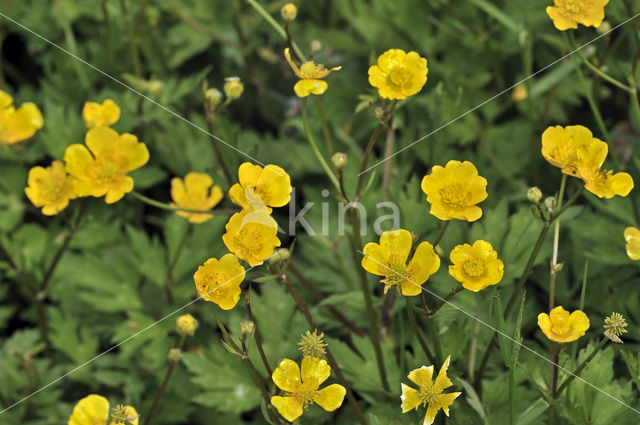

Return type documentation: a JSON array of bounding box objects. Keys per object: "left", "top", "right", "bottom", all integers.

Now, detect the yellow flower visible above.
[
  {"left": 193, "top": 253, "right": 245, "bottom": 310},
  {"left": 223, "top": 77, "right": 244, "bottom": 100},
  {"left": 537, "top": 306, "right": 590, "bottom": 343},
  {"left": 362, "top": 229, "right": 440, "bottom": 296},
  {"left": 82, "top": 99, "right": 121, "bottom": 129},
  {"left": 579, "top": 167, "right": 634, "bottom": 198},
  {"left": 68, "top": 394, "right": 138, "bottom": 425},
  {"left": 170, "top": 172, "right": 224, "bottom": 223},
  {"left": 546, "top": 0, "right": 609, "bottom": 31},
  {"left": 624, "top": 227, "right": 640, "bottom": 261},
  {"left": 420, "top": 160, "right": 488, "bottom": 222},
  {"left": 271, "top": 356, "right": 346, "bottom": 422},
  {"left": 284, "top": 48, "right": 341, "bottom": 97},
  {"left": 222, "top": 211, "right": 281, "bottom": 266},
  {"left": 63, "top": 127, "right": 149, "bottom": 204},
  {"left": 541, "top": 125, "right": 601, "bottom": 176},
  {"left": 0, "top": 90, "right": 43, "bottom": 146},
  {"left": 449, "top": 240, "right": 504, "bottom": 292},
  {"left": 25, "top": 160, "right": 76, "bottom": 215},
  {"left": 368, "top": 49, "right": 428, "bottom": 100},
  {"left": 401, "top": 355, "right": 462, "bottom": 425},
  {"left": 229, "top": 162, "right": 292, "bottom": 212}
]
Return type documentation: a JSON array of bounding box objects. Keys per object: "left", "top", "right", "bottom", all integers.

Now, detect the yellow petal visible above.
[
  {"left": 624, "top": 227, "right": 640, "bottom": 261},
  {"left": 379, "top": 229, "right": 412, "bottom": 269},
  {"left": 63, "top": 144, "right": 94, "bottom": 178},
  {"left": 313, "top": 384, "right": 346, "bottom": 412},
  {"left": 104, "top": 176, "right": 134, "bottom": 204},
  {"left": 238, "top": 162, "right": 263, "bottom": 188},
  {"left": 68, "top": 394, "right": 109, "bottom": 425},
  {"left": 301, "top": 356, "right": 331, "bottom": 388},
  {"left": 361, "top": 242, "right": 390, "bottom": 276},
  {"left": 170, "top": 177, "right": 186, "bottom": 203},
  {"left": 407, "top": 365, "right": 434, "bottom": 388},
  {"left": 0, "top": 90, "right": 13, "bottom": 108},
  {"left": 436, "top": 391, "right": 462, "bottom": 416},
  {"left": 85, "top": 126, "right": 120, "bottom": 157},
  {"left": 284, "top": 48, "right": 301, "bottom": 78},
  {"left": 406, "top": 241, "right": 440, "bottom": 286},
  {"left": 228, "top": 182, "right": 250, "bottom": 210},
  {"left": 294, "top": 79, "right": 328, "bottom": 97},
  {"left": 272, "top": 359, "right": 301, "bottom": 392},
  {"left": 433, "top": 355, "right": 453, "bottom": 392},
  {"left": 400, "top": 383, "right": 422, "bottom": 412},
  {"left": 256, "top": 164, "right": 292, "bottom": 208},
  {"left": 118, "top": 133, "right": 150, "bottom": 172},
  {"left": 423, "top": 400, "right": 440, "bottom": 425},
  {"left": 271, "top": 395, "right": 304, "bottom": 422},
  {"left": 546, "top": 6, "right": 578, "bottom": 30}
]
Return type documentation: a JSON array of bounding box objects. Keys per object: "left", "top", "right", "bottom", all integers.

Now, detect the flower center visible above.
[
  {"left": 560, "top": 0, "right": 588, "bottom": 14},
  {"left": 439, "top": 183, "right": 472, "bottom": 210},
  {"left": 90, "top": 150, "right": 128, "bottom": 185},
  {"left": 300, "top": 62, "right": 319, "bottom": 78},
  {"left": 463, "top": 258, "right": 485, "bottom": 277},
  {"left": 419, "top": 384, "right": 439, "bottom": 405},
  {"left": 551, "top": 316, "right": 572, "bottom": 336},
  {"left": 389, "top": 67, "right": 411, "bottom": 86},
  {"left": 293, "top": 384, "right": 317, "bottom": 409}
]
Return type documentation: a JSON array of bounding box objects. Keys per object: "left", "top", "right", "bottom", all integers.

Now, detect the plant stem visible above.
[
  {"left": 348, "top": 208, "right": 391, "bottom": 394},
  {"left": 245, "top": 0, "right": 305, "bottom": 61},
  {"left": 549, "top": 341, "right": 559, "bottom": 399},
  {"left": 244, "top": 290, "right": 273, "bottom": 376},
  {"left": 203, "top": 79, "right": 235, "bottom": 187},
  {"left": 301, "top": 98, "right": 341, "bottom": 191},
  {"left": 314, "top": 96, "right": 334, "bottom": 157},
  {"left": 142, "top": 335, "right": 185, "bottom": 425},
  {"left": 432, "top": 220, "right": 450, "bottom": 248},
  {"left": 129, "top": 190, "right": 237, "bottom": 215},
  {"left": 405, "top": 297, "right": 436, "bottom": 364},
  {"left": 549, "top": 174, "right": 567, "bottom": 310},
  {"left": 556, "top": 337, "right": 608, "bottom": 396},
  {"left": 279, "top": 271, "right": 369, "bottom": 425},
  {"left": 354, "top": 123, "right": 384, "bottom": 201},
  {"left": 381, "top": 116, "right": 395, "bottom": 199},
  {"left": 428, "top": 285, "right": 464, "bottom": 316}
]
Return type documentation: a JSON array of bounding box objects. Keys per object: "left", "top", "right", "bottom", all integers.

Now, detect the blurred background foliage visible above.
[{"left": 1, "top": 0, "right": 640, "bottom": 424}]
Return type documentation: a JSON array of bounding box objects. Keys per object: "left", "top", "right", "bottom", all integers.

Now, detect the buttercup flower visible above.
[
  {"left": 541, "top": 125, "right": 600, "bottom": 176},
  {"left": 68, "top": 394, "right": 138, "bottom": 425},
  {"left": 449, "top": 240, "right": 504, "bottom": 292},
  {"left": 271, "top": 356, "right": 346, "bottom": 422},
  {"left": 193, "top": 253, "right": 245, "bottom": 310},
  {"left": 284, "top": 48, "right": 341, "bottom": 97},
  {"left": 362, "top": 229, "right": 440, "bottom": 296},
  {"left": 63, "top": 127, "right": 149, "bottom": 203},
  {"left": 223, "top": 77, "right": 244, "bottom": 100},
  {"left": 538, "top": 306, "right": 590, "bottom": 343},
  {"left": 401, "top": 355, "right": 462, "bottom": 425},
  {"left": 546, "top": 0, "right": 609, "bottom": 31},
  {"left": 624, "top": 227, "right": 640, "bottom": 261},
  {"left": 229, "top": 162, "right": 292, "bottom": 212},
  {"left": 82, "top": 99, "right": 121, "bottom": 128},
  {"left": 0, "top": 89, "right": 44, "bottom": 146},
  {"left": 222, "top": 211, "right": 281, "bottom": 266},
  {"left": 170, "top": 172, "right": 224, "bottom": 223},
  {"left": 420, "top": 160, "right": 488, "bottom": 222},
  {"left": 368, "top": 49, "right": 428, "bottom": 100},
  {"left": 25, "top": 160, "right": 76, "bottom": 215}
]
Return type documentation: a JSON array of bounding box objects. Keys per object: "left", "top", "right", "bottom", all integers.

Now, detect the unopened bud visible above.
[
  {"left": 512, "top": 83, "right": 528, "bottom": 102},
  {"left": 147, "top": 80, "right": 164, "bottom": 96},
  {"left": 268, "top": 248, "right": 290, "bottom": 264},
  {"left": 281, "top": 3, "right": 298, "bottom": 22},
  {"left": 527, "top": 187, "right": 542, "bottom": 203},
  {"left": 373, "top": 107, "right": 384, "bottom": 120},
  {"left": 332, "top": 152, "right": 347, "bottom": 169},
  {"left": 240, "top": 321, "right": 255, "bottom": 336},
  {"left": 544, "top": 196, "right": 556, "bottom": 212},
  {"left": 205, "top": 88, "right": 223, "bottom": 109},
  {"left": 597, "top": 21, "right": 611, "bottom": 35},
  {"left": 168, "top": 348, "right": 182, "bottom": 363},
  {"left": 310, "top": 40, "right": 322, "bottom": 53},
  {"left": 224, "top": 77, "right": 244, "bottom": 100},
  {"left": 176, "top": 314, "right": 198, "bottom": 336}
]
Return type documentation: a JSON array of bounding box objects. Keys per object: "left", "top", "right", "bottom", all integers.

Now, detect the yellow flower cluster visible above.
[
  {"left": 542, "top": 125, "right": 633, "bottom": 198},
  {"left": 401, "top": 355, "right": 462, "bottom": 425},
  {"left": 68, "top": 394, "right": 138, "bottom": 425},
  {"left": 546, "top": 0, "right": 609, "bottom": 31},
  {"left": 0, "top": 89, "right": 43, "bottom": 146},
  {"left": 25, "top": 98, "right": 149, "bottom": 214},
  {"left": 270, "top": 356, "right": 346, "bottom": 422}
]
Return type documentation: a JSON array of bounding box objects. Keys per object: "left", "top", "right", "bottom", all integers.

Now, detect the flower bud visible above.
[
  {"left": 268, "top": 248, "right": 290, "bottom": 264},
  {"left": 331, "top": 152, "right": 347, "bottom": 169},
  {"left": 597, "top": 21, "right": 611, "bottom": 35},
  {"left": 310, "top": 40, "right": 322, "bottom": 53},
  {"left": 224, "top": 77, "right": 244, "bottom": 100},
  {"left": 176, "top": 314, "right": 198, "bottom": 337},
  {"left": 512, "top": 83, "right": 528, "bottom": 102},
  {"left": 373, "top": 106, "right": 384, "bottom": 120},
  {"left": 527, "top": 187, "right": 542, "bottom": 203},
  {"left": 544, "top": 196, "right": 556, "bottom": 212},
  {"left": 168, "top": 348, "right": 182, "bottom": 363},
  {"left": 205, "top": 88, "right": 223, "bottom": 110},
  {"left": 281, "top": 3, "right": 298, "bottom": 22},
  {"left": 240, "top": 320, "right": 255, "bottom": 336},
  {"left": 147, "top": 80, "right": 164, "bottom": 96}
]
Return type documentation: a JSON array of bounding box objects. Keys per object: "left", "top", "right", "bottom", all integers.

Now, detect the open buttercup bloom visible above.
[
  {"left": 0, "top": 89, "right": 44, "bottom": 146},
  {"left": 401, "top": 355, "right": 462, "bottom": 425},
  {"left": 193, "top": 253, "right": 245, "bottom": 310},
  {"left": 25, "top": 160, "right": 76, "bottom": 215},
  {"left": 68, "top": 394, "right": 138, "bottom": 425},
  {"left": 284, "top": 48, "right": 341, "bottom": 97},
  {"left": 63, "top": 127, "right": 149, "bottom": 204},
  {"left": 421, "top": 160, "right": 488, "bottom": 222},
  {"left": 82, "top": 99, "right": 121, "bottom": 128},
  {"left": 624, "top": 227, "right": 640, "bottom": 261},
  {"left": 271, "top": 356, "right": 346, "bottom": 422},
  {"left": 546, "top": 0, "right": 609, "bottom": 31},
  {"left": 362, "top": 229, "right": 440, "bottom": 296},
  {"left": 538, "top": 306, "right": 590, "bottom": 343},
  {"left": 368, "top": 49, "right": 428, "bottom": 100},
  {"left": 170, "top": 172, "right": 224, "bottom": 223},
  {"left": 229, "top": 162, "right": 292, "bottom": 213},
  {"left": 449, "top": 240, "right": 504, "bottom": 292},
  {"left": 223, "top": 211, "right": 281, "bottom": 267}
]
